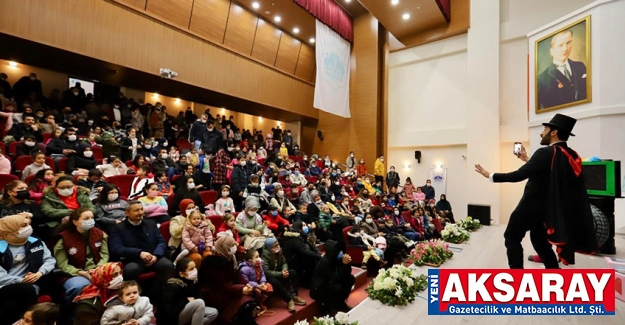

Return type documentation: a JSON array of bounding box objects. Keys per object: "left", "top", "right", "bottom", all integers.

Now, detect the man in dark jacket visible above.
[
  {"left": 231, "top": 157, "right": 249, "bottom": 211},
  {"left": 279, "top": 221, "right": 322, "bottom": 288},
  {"left": 9, "top": 114, "right": 43, "bottom": 142},
  {"left": 475, "top": 113, "right": 598, "bottom": 269},
  {"left": 189, "top": 114, "right": 207, "bottom": 151},
  {"left": 0, "top": 73, "right": 12, "bottom": 99},
  {"left": 152, "top": 148, "right": 176, "bottom": 179},
  {"left": 45, "top": 127, "right": 79, "bottom": 156},
  {"left": 12, "top": 73, "right": 42, "bottom": 105},
  {"left": 108, "top": 201, "right": 174, "bottom": 281},
  {"left": 201, "top": 120, "right": 224, "bottom": 154},
  {"left": 310, "top": 239, "right": 355, "bottom": 314},
  {"left": 422, "top": 179, "right": 435, "bottom": 201}
]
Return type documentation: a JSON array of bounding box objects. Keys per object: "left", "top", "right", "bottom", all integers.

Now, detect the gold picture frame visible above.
[{"left": 535, "top": 15, "right": 591, "bottom": 114}]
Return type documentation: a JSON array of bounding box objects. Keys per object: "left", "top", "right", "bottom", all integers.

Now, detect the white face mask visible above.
[
  {"left": 185, "top": 268, "right": 198, "bottom": 281},
  {"left": 108, "top": 193, "right": 119, "bottom": 201},
  {"left": 68, "top": 135, "right": 77, "bottom": 141},
  {"left": 83, "top": 151, "right": 93, "bottom": 158},
  {"left": 277, "top": 190, "right": 284, "bottom": 197},
  {"left": 222, "top": 191, "right": 229, "bottom": 197},
  {"left": 187, "top": 183, "right": 196, "bottom": 190},
  {"left": 25, "top": 141, "right": 36, "bottom": 147},
  {"left": 161, "top": 153, "right": 169, "bottom": 159},
  {"left": 365, "top": 219, "right": 373, "bottom": 224},
  {"left": 81, "top": 219, "right": 95, "bottom": 231},
  {"left": 185, "top": 208, "right": 195, "bottom": 216},
  {"left": 108, "top": 275, "right": 124, "bottom": 289},
  {"left": 163, "top": 142, "right": 168, "bottom": 147},
  {"left": 145, "top": 144, "right": 151, "bottom": 149},
  {"left": 229, "top": 245, "right": 238, "bottom": 255},
  {"left": 247, "top": 210, "right": 256, "bottom": 217},
  {"left": 394, "top": 211, "right": 400, "bottom": 216},
  {"left": 17, "top": 225, "right": 33, "bottom": 238},
  {"left": 240, "top": 161, "right": 247, "bottom": 166},
  {"left": 58, "top": 188, "right": 74, "bottom": 197}
]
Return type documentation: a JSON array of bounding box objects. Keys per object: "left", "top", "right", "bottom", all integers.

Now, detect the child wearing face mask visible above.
[
  {"left": 95, "top": 184, "right": 129, "bottom": 232},
  {"left": 101, "top": 281, "right": 154, "bottom": 325},
  {"left": 27, "top": 168, "right": 55, "bottom": 204},
  {"left": 215, "top": 185, "right": 234, "bottom": 216},
  {"left": 68, "top": 143, "right": 97, "bottom": 175},
  {"left": 16, "top": 134, "right": 41, "bottom": 157},
  {"left": 238, "top": 250, "right": 271, "bottom": 314},
  {"left": 176, "top": 210, "right": 214, "bottom": 268},
  {"left": 21, "top": 152, "right": 50, "bottom": 181},
  {"left": 262, "top": 206, "right": 290, "bottom": 237},
  {"left": 157, "top": 258, "right": 218, "bottom": 325},
  {"left": 347, "top": 225, "right": 386, "bottom": 269}
]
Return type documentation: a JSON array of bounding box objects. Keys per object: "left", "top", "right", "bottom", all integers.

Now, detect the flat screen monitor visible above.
[{"left": 68, "top": 77, "right": 95, "bottom": 96}]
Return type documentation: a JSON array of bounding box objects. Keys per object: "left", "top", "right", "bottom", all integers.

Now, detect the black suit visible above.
[
  {"left": 537, "top": 59, "right": 587, "bottom": 109},
  {"left": 492, "top": 143, "right": 566, "bottom": 269}
]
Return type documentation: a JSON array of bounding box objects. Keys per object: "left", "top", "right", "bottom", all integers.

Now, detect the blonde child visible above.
[
  {"left": 101, "top": 281, "right": 154, "bottom": 325},
  {"left": 186, "top": 147, "right": 199, "bottom": 167},
  {"left": 169, "top": 146, "right": 180, "bottom": 162},
  {"left": 175, "top": 210, "right": 214, "bottom": 268},
  {"left": 21, "top": 152, "right": 51, "bottom": 180}
]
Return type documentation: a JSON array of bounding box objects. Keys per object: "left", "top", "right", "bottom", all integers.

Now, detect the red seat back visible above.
[
  {"left": 45, "top": 157, "right": 55, "bottom": 172},
  {"left": 24, "top": 174, "right": 36, "bottom": 185},
  {"left": 0, "top": 174, "right": 19, "bottom": 189},
  {"left": 0, "top": 142, "right": 5, "bottom": 154},
  {"left": 8, "top": 141, "right": 19, "bottom": 157},
  {"left": 342, "top": 226, "right": 364, "bottom": 265},
  {"left": 208, "top": 215, "right": 223, "bottom": 232},
  {"left": 92, "top": 146, "right": 103, "bottom": 160},
  {"left": 57, "top": 158, "right": 69, "bottom": 174},
  {"left": 159, "top": 221, "right": 171, "bottom": 243},
  {"left": 199, "top": 190, "right": 218, "bottom": 207},
  {"left": 106, "top": 175, "right": 136, "bottom": 198},
  {"left": 13, "top": 156, "right": 33, "bottom": 175},
  {"left": 42, "top": 133, "right": 52, "bottom": 143}
]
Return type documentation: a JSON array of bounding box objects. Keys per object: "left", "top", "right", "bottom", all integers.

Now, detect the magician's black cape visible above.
[{"left": 546, "top": 145, "right": 599, "bottom": 265}]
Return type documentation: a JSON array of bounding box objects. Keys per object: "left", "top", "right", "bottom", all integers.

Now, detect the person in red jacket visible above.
[
  {"left": 215, "top": 213, "right": 245, "bottom": 253},
  {"left": 262, "top": 205, "right": 290, "bottom": 237},
  {"left": 407, "top": 209, "right": 426, "bottom": 240}
]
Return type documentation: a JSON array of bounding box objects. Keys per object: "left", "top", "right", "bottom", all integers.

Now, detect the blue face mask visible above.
[
  {"left": 302, "top": 226, "right": 309, "bottom": 234},
  {"left": 337, "top": 251, "right": 344, "bottom": 260},
  {"left": 331, "top": 173, "right": 337, "bottom": 177},
  {"left": 271, "top": 211, "right": 278, "bottom": 217},
  {"left": 357, "top": 182, "right": 362, "bottom": 185},
  {"left": 295, "top": 171, "right": 300, "bottom": 175}
]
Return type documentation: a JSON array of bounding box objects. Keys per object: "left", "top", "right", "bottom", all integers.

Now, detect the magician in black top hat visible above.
[{"left": 474, "top": 113, "right": 598, "bottom": 269}]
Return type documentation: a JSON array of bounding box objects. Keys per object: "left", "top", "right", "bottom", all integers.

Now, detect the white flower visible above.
[
  {"left": 373, "top": 281, "right": 383, "bottom": 291},
  {"left": 441, "top": 230, "right": 450, "bottom": 237},
  {"left": 405, "top": 277, "right": 414, "bottom": 287},
  {"left": 389, "top": 269, "right": 401, "bottom": 279},
  {"left": 335, "top": 312, "right": 350, "bottom": 324},
  {"left": 395, "top": 286, "right": 403, "bottom": 296},
  {"left": 410, "top": 270, "right": 419, "bottom": 279},
  {"left": 294, "top": 321, "right": 310, "bottom": 325},
  {"left": 382, "top": 277, "right": 397, "bottom": 289}
]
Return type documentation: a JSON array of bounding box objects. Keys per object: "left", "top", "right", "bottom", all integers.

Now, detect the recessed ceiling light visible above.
[
  {"left": 252, "top": 2, "right": 260, "bottom": 9},
  {"left": 265, "top": 10, "right": 270, "bottom": 14},
  {"left": 402, "top": 13, "right": 410, "bottom": 20},
  {"left": 345, "top": 0, "right": 352, "bottom": 3},
  {"left": 293, "top": 27, "right": 300, "bottom": 34},
  {"left": 309, "top": 38, "right": 315, "bottom": 43},
  {"left": 274, "top": 16, "right": 281, "bottom": 22},
  {"left": 391, "top": 0, "right": 399, "bottom": 5}
]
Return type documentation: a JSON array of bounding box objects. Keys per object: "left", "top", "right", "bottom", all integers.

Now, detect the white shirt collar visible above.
[{"left": 553, "top": 59, "right": 571, "bottom": 71}]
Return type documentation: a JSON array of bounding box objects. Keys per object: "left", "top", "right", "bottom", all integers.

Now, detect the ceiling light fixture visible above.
[
  {"left": 252, "top": 2, "right": 260, "bottom": 9},
  {"left": 274, "top": 16, "right": 281, "bottom": 22},
  {"left": 8, "top": 61, "right": 18, "bottom": 67},
  {"left": 403, "top": 13, "right": 411, "bottom": 20},
  {"left": 391, "top": 0, "right": 399, "bottom": 5},
  {"left": 345, "top": 0, "right": 352, "bottom": 3},
  {"left": 153, "top": 93, "right": 159, "bottom": 99},
  {"left": 175, "top": 98, "right": 181, "bottom": 104},
  {"left": 293, "top": 27, "right": 300, "bottom": 34},
  {"left": 309, "top": 37, "right": 315, "bottom": 43}
]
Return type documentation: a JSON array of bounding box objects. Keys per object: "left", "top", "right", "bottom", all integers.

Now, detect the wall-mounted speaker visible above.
[
  {"left": 415, "top": 150, "right": 421, "bottom": 163},
  {"left": 317, "top": 130, "right": 324, "bottom": 141}
]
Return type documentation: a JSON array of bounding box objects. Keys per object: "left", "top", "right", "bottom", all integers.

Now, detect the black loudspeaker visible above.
[
  {"left": 468, "top": 204, "right": 491, "bottom": 226},
  {"left": 317, "top": 130, "right": 324, "bottom": 141},
  {"left": 415, "top": 151, "right": 421, "bottom": 163}
]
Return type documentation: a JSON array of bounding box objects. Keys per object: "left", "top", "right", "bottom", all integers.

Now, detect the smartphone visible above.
[{"left": 514, "top": 142, "right": 522, "bottom": 156}]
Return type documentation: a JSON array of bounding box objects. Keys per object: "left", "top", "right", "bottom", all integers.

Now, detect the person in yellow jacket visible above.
[
  {"left": 374, "top": 156, "right": 385, "bottom": 185},
  {"left": 279, "top": 142, "right": 289, "bottom": 160}
]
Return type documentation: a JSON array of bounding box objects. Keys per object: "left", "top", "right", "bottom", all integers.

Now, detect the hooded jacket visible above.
[
  {"left": 67, "top": 142, "right": 97, "bottom": 173},
  {"left": 309, "top": 240, "right": 352, "bottom": 299},
  {"left": 40, "top": 186, "right": 96, "bottom": 227},
  {"left": 182, "top": 220, "right": 214, "bottom": 251},
  {"left": 237, "top": 260, "right": 266, "bottom": 288},
  {"left": 100, "top": 295, "right": 154, "bottom": 325}
]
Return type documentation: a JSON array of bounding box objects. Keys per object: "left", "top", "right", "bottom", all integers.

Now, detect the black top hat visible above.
[{"left": 542, "top": 113, "right": 577, "bottom": 137}]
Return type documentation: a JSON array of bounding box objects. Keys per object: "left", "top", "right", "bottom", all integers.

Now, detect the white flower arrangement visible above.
[
  {"left": 365, "top": 264, "right": 427, "bottom": 306},
  {"left": 441, "top": 223, "right": 471, "bottom": 244},
  {"left": 457, "top": 216, "right": 482, "bottom": 231},
  {"left": 294, "top": 312, "right": 358, "bottom": 325}
]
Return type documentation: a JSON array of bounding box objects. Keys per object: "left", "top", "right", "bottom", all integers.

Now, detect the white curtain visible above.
[{"left": 314, "top": 19, "right": 351, "bottom": 118}]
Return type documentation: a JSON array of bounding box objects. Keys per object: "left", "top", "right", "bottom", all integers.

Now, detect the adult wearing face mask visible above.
[
  {"left": 0, "top": 181, "right": 44, "bottom": 236},
  {"left": 41, "top": 175, "right": 95, "bottom": 236},
  {"left": 54, "top": 208, "right": 109, "bottom": 302},
  {"left": 281, "top": 221, "right": 322, "bottom": 289},
  {"left": 201, "top": 120, "right": 223, "bottom": 155},
  {"left": 386, "top": 166, "right": 400, "bottom": 189},
  {"left": 269, "top": 184, "right": 296, "bottom": 212},
  {"left": 152, "top": 148, "right": 176, "bottom": 180},
  {"left": 422, "top": 179, "right": 436, "bottom": 201},
  {"left": 108, "top": 201, "right": 173, "bottom": 282},
  {"left": 45, "top": 127, "right": 79, "bottom": 157},
  {"left": 310, "top": 239, "right": 355, "bottom": 315},
  {"left": 345, "top": 151, "right": 356, "bottom": 170},
  {"left": 72, "top": 262, "right": 124, "bottom": 325},
  {"left": 374, "top": 156, "right": 385, "bottom": 188},
  {"left": 0, "top": 215, "right": 56, "bottom": 325},
  {"left": 189, "top": 114, "right": 208, "bottom": 152},
  {"left": 171, "top": 177, "right": 206, "bottom": 216},
  {"left": 67, "top": 143, "right": 97, "bottom": 175},
  {"left": 230, "top": 157, "right": 249, "bottom": 212},
  {"left": 199, "top": 236, "right": 259, "bottom": 325}
]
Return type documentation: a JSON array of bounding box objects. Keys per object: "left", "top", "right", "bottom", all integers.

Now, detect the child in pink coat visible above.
[{"left": 175, "top": 210, "right": 215, "bottom": 268}]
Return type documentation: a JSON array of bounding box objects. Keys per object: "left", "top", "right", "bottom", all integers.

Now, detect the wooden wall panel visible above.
[
  {"left": 275, "top": 33, "right": 301, "bottom": 74},
  {"left": 294, "top": 44, "right": 315, "bottom": 82},
  {"left": 0, "top": 0, "right": 33, "bottom": 38},
  {"left": 189, "top": 0, "right": 231, "bottom": 44},
  {"left": 114, "top": 0, "right": 146, "bottom": 11},
  {"left": 145, "top": 0, "right": 194, "bottom": 30},
  {"left": 223, "top": 3, "right": 258, "bottom": 55},
  {"left": 251, "top": 19, "right": 282, "bottom": 66}
]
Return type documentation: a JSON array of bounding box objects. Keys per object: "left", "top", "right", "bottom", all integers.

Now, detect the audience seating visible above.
[
  {"left": 171, "top": 174, "right": 181, "bottom": 184},
  {"left": 342, "top": 226, "right": 364, "bottom": 265},
  {"left": 13, "top": 156, "right": 33, "bottom": 175},
  {"left": 24, "top": 174, "right": 36, "bottom": 185},
  {"left": 57, "top": 158, "right": 69, "bottom": 174},
  {"left": 0, "top": 174, "right": 19, "bottom": 188},
  {"left": 207, "top": 215, "right": 223, "bottom": 231},
  {"left": 7, "top": 141, "right": 19, "bottom": 157},
  {"left": 0, "top": 141, "right": 5, "bottom": 154},
  {"left": 92, "top": 146, "right": 103, "bottom": 160},
  {"left": 37, "top": 143, "right": 45, "bottom": 154},
  {"left": 105, "top": 174, "right": 135, "bottom": 198},
  {"left": 42, "top": 132, "right": 51, "bottom": 143},
  {"left": 199, "top": 190, "right": 218, "bottom": 207},
  {"left": 159, "top": 221, "right": 171, "bottom": 243},
  {"left": 167, "top": 194, "right": 176, "bottom": 214}
]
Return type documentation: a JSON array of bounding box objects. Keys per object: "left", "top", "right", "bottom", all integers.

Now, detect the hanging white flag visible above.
[{"left": 314, "top": 19, "right": 351, "bottom": 118}]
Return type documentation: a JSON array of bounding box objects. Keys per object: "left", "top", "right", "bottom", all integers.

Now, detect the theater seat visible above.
[
  {"left": 208, "top": 215, "right": 223, "bottom": 232},
  {"left": 159, "top": 221, "right": 171, "bottom": 243},
  {"left": 0, "top": 174, "right": 19, "bottom": 189},
  {"left": 199, "top": 190, "right": 218, "bottom": 207},
  {"left": 37, "top": 295, "right": 52, "bottom": 303},
  {"left": 106, "top": 175, "right": 135, "bottom": 198},
  {"left": 342, "top": 226, "right": 364, "bottom": 266}
]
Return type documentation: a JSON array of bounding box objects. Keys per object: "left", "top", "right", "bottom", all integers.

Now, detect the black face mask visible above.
[{"left": 15, "top": 190, "right": 31, "bottom": 200}]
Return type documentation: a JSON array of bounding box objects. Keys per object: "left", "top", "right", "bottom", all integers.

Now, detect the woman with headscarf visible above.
[
  {"left": 72, "top": 262, "right": 124, "bottom": 325},
  {"left": 310, "top": 239, "right": 355, "bottom": 315},
  {"left": 67, "top": 143, "right": 97, "bottom": 175},
  {"left": 0, "top": 215, "right": 56, "bottom": 325},
  {"left": 235, "top": 197, "right": 266, "bottom": 251},
  {"left": 40, "top": 175, "right": 95, "bottom": 234},
  {"left": 435, "top": 194, "right": 455, "bottom": 223},
  {"left": 199, "top": 236, "right": 260, "bottom": 325},
  {"left": 169, "top": 199, "right": 196, "bottom": 249}
]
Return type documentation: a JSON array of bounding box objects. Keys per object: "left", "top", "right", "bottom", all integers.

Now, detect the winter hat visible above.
[
  {"left": 179, "top": 199, "right": 195, "bottom": 217},
  {"left": 264, "top": 237, "right": 277, "bottom": 250}
]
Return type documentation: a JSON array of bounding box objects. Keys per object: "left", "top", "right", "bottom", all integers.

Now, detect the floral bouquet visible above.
[
  {"left": 409, "top": 239, "right": 454, "bottom": 267},
  {"left": 294, "top": 312, "right": 358, "bottom": 325},
  {"left": 441, "top": 223, "right": 471, "bottom": 244},
  {"left": 457, "top": 216, "right": 482, "bottom": 232},
  {"left": 365, "top": 264, "right": 428, "bottom": 306}
]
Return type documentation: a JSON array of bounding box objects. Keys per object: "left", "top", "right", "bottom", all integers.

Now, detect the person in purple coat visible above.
[{"left": 238, "top": 249, "right": 270, "bottom": 314}]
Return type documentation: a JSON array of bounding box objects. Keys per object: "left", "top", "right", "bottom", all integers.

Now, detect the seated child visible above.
[
  {"left": 96, "top": 155, "right": 128, "bottom": 178},
  {"left": 347, "top": 225, "right": 386, "bottom": 269},
  {"left": 155, "top": 171, "right": 173, "bottom": 200},
  {"left": 77, "top": 169, "right": 107, "bottom": 201},
  {"left": 28, "top": 168, "right": 55, "bottom": 204},
  {"left": 101, "top": 281, "right": 154, "bottom": 325},
  {"left": 238, "top": 249, "right": 270, "bottom": 314},
  {"left": 316, "top": 204, "right": 333, "bottom": 242},
  {"left": 216, "top": 213, "right": 245, "bottom": 253},
  {"left": 21, "top": 152, "right": 50, "bottom": 181},
  {"left": 175, "top": 210, "right": 215, "bottom": 267},
  {"left": 13, "top": 302, "right": 59, "bottom": 325},
  {"left": 215, "top": 185, "right": 234, "bottom": 216},
  {"left": 262, "top": 205, "right": 290, "bottom": 237},
  {"left": 129, "top": 165, "right": 153, "bottom": 199},
  {"left": 261, "top": 238, "right": 306, "bottom": 313}
]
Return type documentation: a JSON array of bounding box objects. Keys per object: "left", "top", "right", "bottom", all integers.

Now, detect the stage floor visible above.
[{"left": 347, "top": 224, "right": 625, "bottom": 325}]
